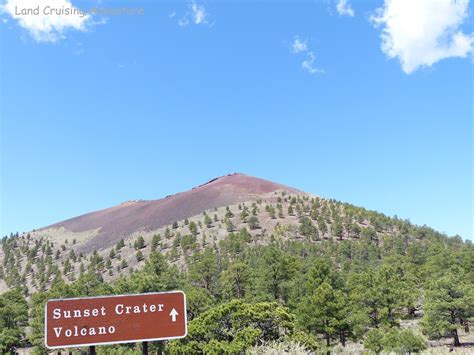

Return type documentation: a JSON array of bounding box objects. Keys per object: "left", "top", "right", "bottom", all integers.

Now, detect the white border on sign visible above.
[{"left": 44, "top": 290, "right": 188, "bottom": 349}]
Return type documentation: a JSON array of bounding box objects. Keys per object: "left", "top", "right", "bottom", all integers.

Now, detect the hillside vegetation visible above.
[{"left": 1, "top": 188, "right": 473, "bottom": 354}]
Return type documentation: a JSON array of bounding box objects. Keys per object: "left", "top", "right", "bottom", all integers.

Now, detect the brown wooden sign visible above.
[{"left": 45, "top": 291, "right": 187, "bottom": 349}]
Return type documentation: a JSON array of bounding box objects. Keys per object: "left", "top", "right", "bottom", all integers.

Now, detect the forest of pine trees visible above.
[{"left": 1, "top": 194, "right": 473, "bottom": 353}]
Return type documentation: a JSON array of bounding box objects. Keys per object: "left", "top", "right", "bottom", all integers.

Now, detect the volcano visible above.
[{"left": 41, "top": 173, "right": 301, "bottom": 250}]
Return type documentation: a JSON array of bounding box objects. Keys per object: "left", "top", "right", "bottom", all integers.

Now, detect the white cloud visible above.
[
  {"left": 191, "top": 2, "right": 206, "bottom": 24},
  {"left": 179, "top": 1, "right": 207, "bottom": 27},
  {"left": 178, "top": 18, "right": 188, "bottom": 27},
  {"left": 290, "top": 36, "right": 324, "bottom": 75},
  {"left": 336, "top": 0, "right": 355, "bottom": 17},
  {"left": 371, "top": 0, "right": 474, "bottom": 74},
  {"left": 292, "top": 36, "right": 308, "bottom": 53},
  {"left": 302, "top": 52, "right": 324, "bottom": 75},
  {"left": 1, "top": 0, "right": 91, "bottom": 42}
]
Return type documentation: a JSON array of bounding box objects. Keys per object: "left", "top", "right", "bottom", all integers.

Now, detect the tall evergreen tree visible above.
[{"left": 421, "top": 269, "right": 474, "bottom": 346}]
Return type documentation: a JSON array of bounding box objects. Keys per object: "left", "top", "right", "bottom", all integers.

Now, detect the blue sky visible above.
[{"left": 1, "top": 0, "right": 473, "bottom": 240}]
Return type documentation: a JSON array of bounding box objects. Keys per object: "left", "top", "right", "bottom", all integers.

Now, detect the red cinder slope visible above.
[{"left": 44, "top": 173, "right": 300, "bottom": 249}]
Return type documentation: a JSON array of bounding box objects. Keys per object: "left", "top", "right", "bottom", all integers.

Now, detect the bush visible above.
[
  {"left": 384, "top": 328, "right": 427, "bottom": 353},
  {"left": 364, "top": 328, "right": 384, "bottom": 354},
  {"left": 168, "top": 300, "right": 297, "bottom": 353},
  {"left": 364, "top": 328, "right": 427, "bottom": 354}
]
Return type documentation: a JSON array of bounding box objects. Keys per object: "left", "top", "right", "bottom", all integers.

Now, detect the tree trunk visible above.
[
  {"left": 372, "top": 309, "right": 379, "bottom": 328},
  {"left": 236, "top": 278, "right": 242, "bottom": 299},
  {"left": 453, "top": 328, "right": 460, "bottom": 347},
  {"left": 340, "top": 332, "right": 346, "bottom": 347},
  {"left": 451, "top": 310, "right": 461, "bottom": 346}
]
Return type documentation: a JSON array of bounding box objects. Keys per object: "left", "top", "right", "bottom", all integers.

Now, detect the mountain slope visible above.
[
  {"left": 42, "top": 173, "right": 300, "bottom": 251},
  {"left": 0, "top": 173, "right": 459, "bottom": 294},
  {"left": 1, "top": 174, "right": 472, "bottom": 354}
]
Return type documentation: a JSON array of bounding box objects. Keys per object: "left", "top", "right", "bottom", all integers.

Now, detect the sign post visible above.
[{"left": 45, "top": 291, "right": 187, "bottom": 350}]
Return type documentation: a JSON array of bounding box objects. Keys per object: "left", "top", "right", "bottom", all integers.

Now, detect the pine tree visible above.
[
  {"left": 240, "top": 207, "right": 249, "bottom": 223},
  {"left": 79, "top": 262, "right": 85, "bottom": 275},
  {"left": 0, "top": 288, "right": 28, "bottom": 353},
  {"left": 69, "top": 249, "right": 77, "bottom": 262},
  {"left": 298, "top": 282, "right": 350, "bottom": 349},
  {"left": 277, "top": 204, "right": 284, "bottom": 218},
  {"left": 221, "top": 262, "right": 252, "bottom": 299},
  {"left": 318, "top": 216, "right": 328, "bottom": 237},
  {"left": 120, "top": 260, "right": 128, "bottom": 269},
  {"left": 151, "top": 234, "right": 161, "bottom": 251},
  {"left": 189, "top": 221, "right": 198, "bottom": 236},
  {"left": 252, "top": 205, "right": 258, "bottom": 216},
  {"left": 225, "top": 206, "right": 234, "bottom": 218},
  {"left": 421, "top": 269, "right": 474, "bottom": 346},
  {"left": 288, "top": 205, "right": 294, "bottom": 216},
  {"left": 299, "top": 216, "right": 317, "bottom": 239},
  {"left": 134, "top": 236, "right": 145, "bottom": 250},
  {"left": 136, "top": 251, "right": 144, "bottom": 262},
  {"left": 116, "top": 239, "right": 125, "bottom": 250},
  {"left": 204, "top": 214, "right": 213, "bottom": 228},
  {"left": 248, "top": 216, "right": 260, "bottom": 230},
  {"left": 332, "top": 220, "right": 344, "bottom": 240},
  {"left": 189, "top": 248, "right": 219, "bottom": 294},
  {"left": 225, "top": 218, "right": 235, "bottom": 232}
]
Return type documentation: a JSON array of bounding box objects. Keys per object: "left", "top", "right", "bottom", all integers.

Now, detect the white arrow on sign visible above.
[{"left": 170, "top": 308, "right": 179, "bottom": 322}]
